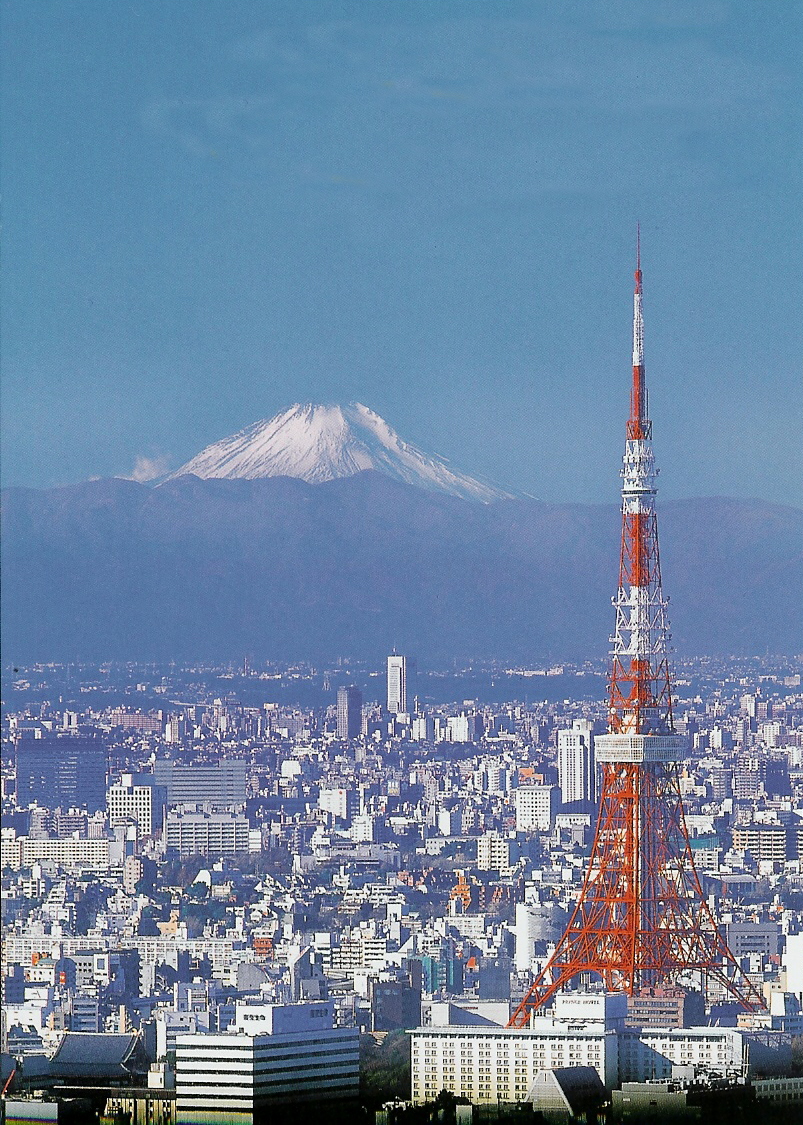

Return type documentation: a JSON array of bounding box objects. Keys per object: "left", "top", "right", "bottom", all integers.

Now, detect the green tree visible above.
[{"left": 360, "top": 1030, "right": 411, "bottom": 1106}]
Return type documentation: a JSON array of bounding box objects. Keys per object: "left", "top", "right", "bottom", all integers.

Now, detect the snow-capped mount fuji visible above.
[{"left": 168, "top": 402, "right": 520, "bottom": 503}]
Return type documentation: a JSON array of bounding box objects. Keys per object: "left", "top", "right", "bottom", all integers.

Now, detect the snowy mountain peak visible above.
[{"left": 168, "top": 402, "right": 519, "bottom": 502}]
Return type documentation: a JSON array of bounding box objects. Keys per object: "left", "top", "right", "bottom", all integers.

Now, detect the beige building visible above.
[
  {"left": 732, "top": 824, "right": 787, "bottom": 864},
  {"left": 476, "top": 832, "right": 511, "bottom": 872},
  {"left": 7, "top": 835, "right": 111, "bottom": 872}
]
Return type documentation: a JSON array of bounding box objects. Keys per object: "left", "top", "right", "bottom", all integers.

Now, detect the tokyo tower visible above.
[{"left": 509, "top": 240, "right": 765, "bottom": 1025}]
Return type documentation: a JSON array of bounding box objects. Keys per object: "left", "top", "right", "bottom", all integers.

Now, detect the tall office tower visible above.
[
  {"left": 509, "top": 243, "right": 762, "bottom": 1025},
  {"left": 557, "top": 720, "right": 596, "bottom": 806},
  {"left": 15, "top": 729, "right": 107, "bottom": 812},
  {"left": 387, "top": 654, "right": 415, "bottom": 714},
  {"left": 336, "top": 685, "right": 363, "bottom": 740}
]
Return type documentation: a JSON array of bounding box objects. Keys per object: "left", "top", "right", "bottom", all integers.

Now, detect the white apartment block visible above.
[
  {"left": 324, "top": 933, "right": 388, "bottom": 972},
  {"left": 165, "top": 809, "right": 251, "bottom": 857},
  {"left": 7, "top": 836, "right": 111, "bottom": 872},
  {"left": 477, "top": 832, "right": 511, "bottom": 872},
  {"left": 515, "top": 786, "right": 559, "bottom": 832},
  {"left": 175, "top": 1003, "right": 359, "bottom": 1120},
  {"left": 1, "top": 935, "right": 249, "bottom": 988}
]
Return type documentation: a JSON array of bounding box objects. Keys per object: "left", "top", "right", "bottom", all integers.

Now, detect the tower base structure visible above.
[{"left": 509, "top": 738, "right": 765, "bottom": 1025}]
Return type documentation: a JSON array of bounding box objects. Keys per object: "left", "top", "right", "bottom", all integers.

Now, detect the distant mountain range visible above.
[{"left": 3, "top": 471, "right": 801, "bottom": 664}]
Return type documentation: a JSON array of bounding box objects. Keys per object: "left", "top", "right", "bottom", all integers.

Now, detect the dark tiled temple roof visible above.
[{"left": 49, "top": 1033, "right": 146, "bottom": 1080}]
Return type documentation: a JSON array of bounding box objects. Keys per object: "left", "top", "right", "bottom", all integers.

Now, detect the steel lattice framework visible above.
[{"left": 509, "top": 241, "right": 765, "bottom": 1026}]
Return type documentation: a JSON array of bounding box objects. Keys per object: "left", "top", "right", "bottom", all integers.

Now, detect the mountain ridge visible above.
[{"left": 2, "top": 472, "right": 800, "bottom": 664}]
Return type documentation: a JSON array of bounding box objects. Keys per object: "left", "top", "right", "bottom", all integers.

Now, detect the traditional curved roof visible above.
[{"left": 49, "top": 1033, "right": 145, "bottom": 1079}]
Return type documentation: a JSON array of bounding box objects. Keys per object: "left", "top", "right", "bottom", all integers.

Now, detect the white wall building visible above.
[
  {"left": 784, "top": 932, "right": 803, "bottom": 995},
  {"left": 410, "top": 1024, "right": 619, "bottom": 1103},
  {"left": 318, "top": 787, "right": 357, "bottom": 822},
  {"left": 437, "top": 806, "right": 463, "bottom": 837},
  {"left": 153, "top": 1010, "right": 211, "bottom": 1059},
  {"left": 108, "top": 774, "right": 161, "bottom": 837},
  {"left": 617, "top": 1027, "right": 745, "bottom": 1082},
  {"left": 514, "top": 902, "right": 569, "bottom": 971},
  {"left": 175, "top": 1002, "right": 359, "bottom": 1120},
  {"left": 515, "top": 786, "right": 559, "bottom": 833}
]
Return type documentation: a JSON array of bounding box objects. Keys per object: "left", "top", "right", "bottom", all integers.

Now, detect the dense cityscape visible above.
[{"left": 2, "top": 653, "right": 802, "bottom": 1122}]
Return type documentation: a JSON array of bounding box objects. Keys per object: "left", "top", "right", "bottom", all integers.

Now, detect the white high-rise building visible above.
[
  {"left": 557, "top": 720, "right": 596, "bottom": 806},
  {"left": 446, "top": 713, "right": 482, "bottom": 742},
  {"left": 107, "top": 773, "right": 163, "bottom": 838},
  {"left": 387, "top": 654, "right": 415, "bottom": 714},
  {"left": 336, "top": 685, "right": 362, "bottom": 740},
  {"left": 477, "top": 760, "right": 510, "bottom": 794}
]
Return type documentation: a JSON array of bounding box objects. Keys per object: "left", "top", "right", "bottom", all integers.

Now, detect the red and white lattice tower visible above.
[{"left": 509, "top": 240, "right": 765, "bottom": 1025}]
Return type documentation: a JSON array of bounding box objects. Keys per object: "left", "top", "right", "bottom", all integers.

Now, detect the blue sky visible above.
[{"left": 2, "top": 0, "right": 801, "bottom": 503}]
